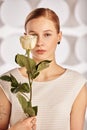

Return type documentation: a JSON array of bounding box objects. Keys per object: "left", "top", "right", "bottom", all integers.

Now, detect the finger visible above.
[
  {"left": 24, "top": 116, "right": 36, "bottom": 122},
  {"left": 30, "top": 119, "right": 36, "bottom": 127},
  {"left": 32, "top": 124, "right": 37, "bottom": 130},
  {"left": 25, "top": 117, "right": 36, "bottom": 126},
  {"left": 31, "top": 117, "right": 36, "bottom": 124}
]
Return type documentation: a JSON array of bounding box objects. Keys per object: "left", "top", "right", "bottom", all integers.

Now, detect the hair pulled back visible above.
[{"left": 25, "top": 8, "right": 60, "bottom": 33}]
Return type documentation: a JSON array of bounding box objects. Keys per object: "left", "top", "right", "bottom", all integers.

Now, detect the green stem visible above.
[
  {"left": 30, "top": 81, "right": 33, "bottom": 103},
  {"left": 27, "top": 73, "right": 33, "bottom": 103},
  {"left": 26, "top": 49, "right": 33, "bottom": 105},
  {"left": 26, "top": 49, "right": 30, "bottom": 57}
]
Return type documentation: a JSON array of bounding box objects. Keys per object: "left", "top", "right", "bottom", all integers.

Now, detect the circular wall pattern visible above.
[
  {"left": 1, "top": 34, "right": 25, "bottom": 66},
  {"left": 75, "top": 35, "right": 87, "bottom": 63},
  {"left": 0, "top": 0, "right": 31, "bottom": 27},
  {"left": 37, "top": 0, "right": 70, "bottom": 26},
  {"left": 0, "top": 3, "right": 4, "bottom": 27},
  {"left": 0, "top": 63, "right": 16, "bottom": 75},
  {"left": 75, "top": 0, "right": 87, "bottom": 25}
]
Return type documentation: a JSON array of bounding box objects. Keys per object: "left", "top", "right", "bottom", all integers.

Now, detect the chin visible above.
[
  {"left": 32, "top": 53, "right": 52, "bottom": 61},
  {"left": 33, "top": 56, "right": 48, "bottom": 62}
]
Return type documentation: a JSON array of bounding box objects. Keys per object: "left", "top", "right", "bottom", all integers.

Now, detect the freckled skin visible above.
[{"left": 0, "top": 104, "right": 7, "bottom": 120}]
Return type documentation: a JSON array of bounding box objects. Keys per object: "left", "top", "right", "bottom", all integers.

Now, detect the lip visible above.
[{"left": 36, "top": 49, "right": 46, "bottom": 54}]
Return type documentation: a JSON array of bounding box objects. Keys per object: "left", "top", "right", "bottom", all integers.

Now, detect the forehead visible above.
[{"left": 26, "top": 17, "right": 56, "bottom": 32}]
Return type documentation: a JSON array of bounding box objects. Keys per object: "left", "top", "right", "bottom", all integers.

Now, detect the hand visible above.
[{"left": 9, "top": 117, "right": 36, "bottom": 130}]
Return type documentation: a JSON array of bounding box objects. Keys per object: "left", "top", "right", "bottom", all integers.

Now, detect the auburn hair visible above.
[{"left": 25, "top": 8, "right": 60, "bottom": 33}]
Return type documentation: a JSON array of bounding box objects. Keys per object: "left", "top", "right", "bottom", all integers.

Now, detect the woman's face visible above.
[{"left": 26, "top": 17, "right": 62, "bottom": 61}]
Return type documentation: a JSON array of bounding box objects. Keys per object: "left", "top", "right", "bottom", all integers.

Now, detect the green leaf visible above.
[
  {"left": 17, "top": 93, "right": 29, "bottom": 113},
  {"left": 27, "top": 60, "right": 51, "bottom": 79},
  {"left": 27, "top": 58, "right": 36, "bottom": 71},
  {"left": 26, "top": 106, "right": 35, "bottom": 117},
  {"left": 33, "top": 106, "right": 38, "bottom": 116},
  {"left": 26, "top": 102, "right": 37, "bottom": 116},
  {"left": 0, "top": 75, "right": 11, "bottom": 82},
  {"left": 11, "top": 87, "right": 17, "bottom": 93},
  {"left": 17, "top": 93, "right": 36, "bottom": 117},
  {"left": 36, "top": 60, "right": 51, "bottom": 72},
  {"left": 15, "top": 54, "right": 28, "bottom": 67},
  {"left": 10, "top": 86, "right": 19, "bottom": 93},
  {"left": 30, "top": 71, "right": 40, "bottom": 79},
  {"left": 10, "top": 74, "right": 18, "bottom": 87},
  {"left": 15, "top": 54, "right": 36, "bottom": 74},
  {"left": 18, "top": 83, "right": 30, "bottom": 93},
  {"left": 11, "top": 83, "right": 30, "bottom": 93},
  {"left": 27, "top": 101, "right": 32, "bottom": 107}
]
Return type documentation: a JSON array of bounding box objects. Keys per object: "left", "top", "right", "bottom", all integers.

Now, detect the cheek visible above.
[
  {"left": 31, "top": 49, "right": 35, "bottom": 55},
  {"left": 48, "top": 39, "right": 57, "bottom": 50},
  {"left": 50, "top": 45, "right": 57, "bottom": 53}
]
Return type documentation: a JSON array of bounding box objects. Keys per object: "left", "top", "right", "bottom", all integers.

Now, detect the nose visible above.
[{"left": 36, "top": 36, "right": 44, "bottom": 47}]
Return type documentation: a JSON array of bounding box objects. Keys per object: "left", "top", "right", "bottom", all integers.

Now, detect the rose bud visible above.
[{"left": 20, "top": 35, "right": 37, "bottom": 50}]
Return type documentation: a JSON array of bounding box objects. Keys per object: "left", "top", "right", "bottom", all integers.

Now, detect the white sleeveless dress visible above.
[{"left": 0, "top": 68, "right": 87, "bottom": 130}]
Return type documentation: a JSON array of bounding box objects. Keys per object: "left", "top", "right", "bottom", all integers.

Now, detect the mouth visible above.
[{"left": 36, "top": 49, "right": 46, "bottom": 54}]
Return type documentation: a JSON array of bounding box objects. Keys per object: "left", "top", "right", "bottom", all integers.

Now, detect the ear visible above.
[{"left": 57, "top": 31, "right": 62, "bottom": 42}]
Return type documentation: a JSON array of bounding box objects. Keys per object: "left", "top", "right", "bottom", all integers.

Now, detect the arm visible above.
[
  {"left": 0, "top": 117, "right": 36, "bottom": 130},
  {"left": 70, "top": 85, "right": 87, "bottom": 130},
  {"left": 0, "top": 87, "right": 37, "bottom": 130},
  {"left": 0, "top": 87, "right": 11, "bottom": 130},
  {"left": 8, "top": 117, "right": 36, "bottom": 130}
]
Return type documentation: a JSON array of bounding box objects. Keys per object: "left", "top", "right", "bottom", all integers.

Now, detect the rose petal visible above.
[{"left": 20, "top": 35, "right": 37, "bottom": 50}]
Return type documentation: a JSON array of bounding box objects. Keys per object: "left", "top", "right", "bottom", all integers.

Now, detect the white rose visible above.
[{"left": 20, "top": 35, "right": 37, "bottom": 50}]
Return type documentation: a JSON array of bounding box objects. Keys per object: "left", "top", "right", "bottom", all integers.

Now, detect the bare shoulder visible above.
[
  {"left": 0, "top": 87, "right": 11, "bottom": 129},
  {"left": 75, "top": 85, "right": 87, "bottom": 106},
  {"left": 70, "top": 85, "right": 87, "bottom": 130}
]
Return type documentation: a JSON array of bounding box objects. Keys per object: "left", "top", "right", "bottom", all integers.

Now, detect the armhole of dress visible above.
[
  {"left": 0, "top": 85, "right": 11, "bottom": 103},
  {"left": 69, "top": 79, "right": 87, "bottom": 113}
]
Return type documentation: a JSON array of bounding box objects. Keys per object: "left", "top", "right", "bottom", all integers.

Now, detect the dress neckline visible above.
[{"left": 16, "top": 68, "right": 69, "bottom": 85}]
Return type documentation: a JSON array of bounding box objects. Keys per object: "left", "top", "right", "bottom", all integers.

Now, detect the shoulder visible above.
[
  {"left": 67, "top": 69, "right": 85, "bottom": 78},
  {"left": 72, "top": 84, "right": 87, "bottom": 109},
  {"left": 70, "top": 84, "right": 87, "bottom": 129},
  {"left": 67, "top": 70, "right": 87, "bottom": 122},
  {"left": 0, "top": 67, "right": 18, "bottom": 88},
  {"left": 0, "top": 67, "right": 18, "bottom": 76},
  {"left": 0, "top": 68, "right": 19, "bottom": 101},
  {"left": 74, "top": 84, "right": 87, "bottom": 106},
  {"left": 66, "top": 69, "right": 87, "bottom": 84},
  {"left": 67, "top": 68, "right": 87, "bottom": 92},
  {"left": 66, "top": 69, "right": 87, "bottom": 106}
]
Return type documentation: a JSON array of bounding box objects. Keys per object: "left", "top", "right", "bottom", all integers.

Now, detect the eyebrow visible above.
[
  {"left": 43, "top": 30, "right": 53, "bottom": 32},
  {"left": 28, "top": 30, "right": 53, "bottom": 33}
]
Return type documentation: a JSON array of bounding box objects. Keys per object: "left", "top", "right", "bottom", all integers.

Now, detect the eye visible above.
[{"left": 44, "top": 33, "right": 51, "bottom": 37}]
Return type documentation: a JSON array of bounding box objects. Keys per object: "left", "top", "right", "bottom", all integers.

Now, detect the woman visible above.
[{"left": 0, "top": 8, "right": 87, "bottom": 130}]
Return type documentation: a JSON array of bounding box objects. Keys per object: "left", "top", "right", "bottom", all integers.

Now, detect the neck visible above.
[
  {"left": 19, "top": 60, "right": 66, "bottom": 82},
  {"left": 34, "top": 60, "right": 66, "bottom": 82}
]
